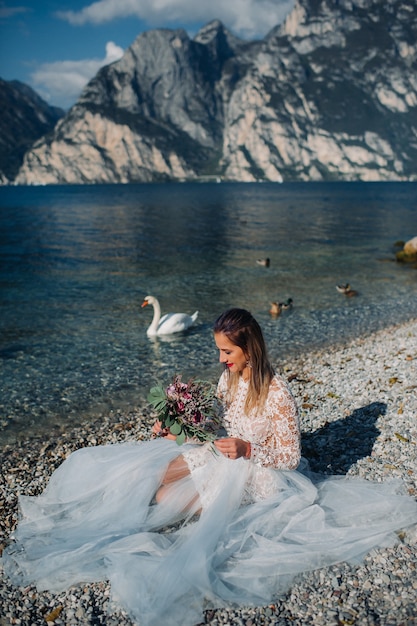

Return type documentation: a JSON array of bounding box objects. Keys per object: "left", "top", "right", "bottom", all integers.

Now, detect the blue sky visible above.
[{"left": 0, "top": 0, "right": 294, "bottom": 110}]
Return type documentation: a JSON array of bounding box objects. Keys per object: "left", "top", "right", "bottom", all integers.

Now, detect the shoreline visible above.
[
  {"left": 2, "top": 306, "right": 417, "bottom": 450},
  {"left": 1, "top": 318, "right": 417, "bottom": 625}
]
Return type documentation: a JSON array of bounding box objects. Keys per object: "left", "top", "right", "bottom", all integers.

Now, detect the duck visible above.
[
  {"left": 141, "top": 296, "right": 198, "bottom": 336},
  {"left": 256, "top": 258, "right": 270, "bottom": 267},
  {"left": 269, "top": 298, "right": 293, "bottom": 316},
  {"left": 269, "top": 302, "right": 282, "bottom": 316},
  {"left": 280, "top": 298, "right": 293, "bottom": 310},
  {"left": 336, "top": 283, "right": 358, "bottom": 297}
]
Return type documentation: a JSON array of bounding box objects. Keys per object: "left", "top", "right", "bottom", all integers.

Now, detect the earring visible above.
[{"left": 246, "top": 359, "right": 252, "bottom": 368}]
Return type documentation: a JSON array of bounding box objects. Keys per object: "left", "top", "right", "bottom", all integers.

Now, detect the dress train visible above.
[{"left": 3, "top": 439, "right": 417, "bottom": 626}]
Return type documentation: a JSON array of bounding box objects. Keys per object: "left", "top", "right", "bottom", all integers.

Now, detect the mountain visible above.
[
  {"left": 0, "top": 79, "right": 64, "bottom": 183},
  {"left": 12, "top": 0, "right": 417, "bottom": 184}
]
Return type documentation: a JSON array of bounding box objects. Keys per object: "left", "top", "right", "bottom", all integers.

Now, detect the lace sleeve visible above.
[{"left": 250, "top": 375, "right": 301, "bottom": 470}]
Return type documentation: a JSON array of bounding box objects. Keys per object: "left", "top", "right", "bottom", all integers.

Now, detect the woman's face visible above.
[{"left": 214, "top": 332, "right": 249, "bottom": 377}]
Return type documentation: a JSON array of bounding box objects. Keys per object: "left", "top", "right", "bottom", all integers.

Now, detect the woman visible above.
[
  {"left": 154, "top": 307, "right": 301, "bottom": 509},
  {"left": 3, "top": 309, "right": 417, "bottom": 626}
]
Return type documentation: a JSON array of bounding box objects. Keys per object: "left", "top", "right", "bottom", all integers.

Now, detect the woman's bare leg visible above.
[
  {"left": 155, "top": 455, "right": 200, "bottom": 511},
  {"left": 161, "top": 455, "right": 190, "bottom": 484}
]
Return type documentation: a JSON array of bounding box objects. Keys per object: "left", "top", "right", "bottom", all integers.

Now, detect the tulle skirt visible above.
[{"left": 3, "top": 439, "right": 417, "bottom": 626}]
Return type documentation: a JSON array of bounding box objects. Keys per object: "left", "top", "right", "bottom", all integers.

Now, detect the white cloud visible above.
[
  {"left": 30, "top": 41, "right": 124, "bottom": 110},
  {"left": 0, "top": 4, "right": 29, "bottom": 18},
  {"left": 57, "top": 0, "right": 294, "bottom": 39}
]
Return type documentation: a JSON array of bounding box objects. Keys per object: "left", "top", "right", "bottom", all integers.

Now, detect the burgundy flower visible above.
[{"left": 149, "top": 375, "right": 219, "bottom": 445}]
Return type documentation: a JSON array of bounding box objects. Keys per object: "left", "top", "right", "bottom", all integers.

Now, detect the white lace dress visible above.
[
  {"left": 3, "top": 372, "right": 417, "bottom": 626},
  {"left": 183, "top": 372, "right": 301, "bottom": 506}
]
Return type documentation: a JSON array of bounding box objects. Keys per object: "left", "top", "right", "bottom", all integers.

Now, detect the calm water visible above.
[{"left": 1, "top": 182, "right": 416, "bottom": 445}]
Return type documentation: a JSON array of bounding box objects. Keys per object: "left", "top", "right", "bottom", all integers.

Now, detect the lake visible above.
[{"left": 1, "top": 181, "right": 416, "bottom": 445}]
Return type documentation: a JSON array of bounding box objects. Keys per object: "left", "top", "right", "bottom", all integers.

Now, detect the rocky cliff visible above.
[
  {"left": 0, "top": 79, "right": 64, "bottom": 183},
  {"left": 12, "top": 0, "right": 417, "bottom": 184}
]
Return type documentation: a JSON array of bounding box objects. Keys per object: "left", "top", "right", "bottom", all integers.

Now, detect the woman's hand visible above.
[
  {"left": 151, "top": 420, "right": 177, "bottom": 440},
  {"left": 214, "top": 437, "right": 251, "bottom": 460}
]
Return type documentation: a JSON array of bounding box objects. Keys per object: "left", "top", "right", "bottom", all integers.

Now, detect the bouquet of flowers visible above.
[{"left": 148, "top": 375, "right": 220, "bottom": 445}]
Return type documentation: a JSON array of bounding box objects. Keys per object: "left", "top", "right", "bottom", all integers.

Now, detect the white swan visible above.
[{"left": 141, "top": 295, "right": 198, "bottom": 337}]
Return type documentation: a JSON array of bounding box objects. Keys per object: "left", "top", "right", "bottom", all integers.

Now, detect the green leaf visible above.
[
  {"left": 153, "top": 400, "right": 168, "bottom": 411},
  {"left": 169, "top": 422, "right": 182, "bottom": 435},
  {"left": 147, "top": 385, "right": 167, "bottom": 409},
  {"left": 147, "top": 394, "right": 160, "bottom": 406},
  {"left": 148, "top": 386, "right": 165, "bottom": 398},
  {"left": 176, "top": 431, "right": 186, "bottom": 445}
]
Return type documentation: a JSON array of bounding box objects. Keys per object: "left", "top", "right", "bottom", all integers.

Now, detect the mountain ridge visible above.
[
  {"left": 5, "top": 0, "right": 417, "bottom": 184},
  {"left": 0, "top": 79, "right": 64, "bottom": 183}
]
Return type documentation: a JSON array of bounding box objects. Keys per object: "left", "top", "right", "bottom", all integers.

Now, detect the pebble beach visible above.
[{"left": 1, "top": 318, "right": 417, "bottom": 626}]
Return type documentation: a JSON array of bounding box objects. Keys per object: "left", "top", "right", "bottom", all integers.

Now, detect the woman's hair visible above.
[{"left": 214, "top": 308, "right": 275, "bottom": 413}]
